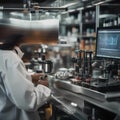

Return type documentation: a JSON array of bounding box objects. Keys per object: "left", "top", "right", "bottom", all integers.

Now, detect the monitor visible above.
[{"left": 96, "top": 27, "right": 120, "bottom": 59}]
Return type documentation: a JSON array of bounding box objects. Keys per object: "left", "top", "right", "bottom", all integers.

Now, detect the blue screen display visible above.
[{"left": 96, "top": 28, "right": 120, "bottom": 59}]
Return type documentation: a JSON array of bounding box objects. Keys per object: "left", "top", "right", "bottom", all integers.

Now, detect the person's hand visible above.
[
  {"left": 31, "top": 73, "right": 49, "bottom": 87},
  {"left": 31, "top": 73, "right": 45, "bottom": 84},
  {"left": 37, "top": 79, "right": 49, "bottom": 87}
]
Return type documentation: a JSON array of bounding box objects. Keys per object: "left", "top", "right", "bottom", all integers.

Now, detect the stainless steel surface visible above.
[
  {"left": 51, "top": 94, "right": 76, "bottom": 114},
  {"left": 55, "top": 79, "right": 120, "bottom": 101},
  {"left": 51, "top": 89, "right": 88, "bottom": 120},
  {"left": 55, "top": 80, "right": 106, "bottom": 101},
  {"left": 52, "top": 79, "right": 120, "bottom": 116},
  {"left": 105, "top": 92, "right": 120, "bottom": 100}
]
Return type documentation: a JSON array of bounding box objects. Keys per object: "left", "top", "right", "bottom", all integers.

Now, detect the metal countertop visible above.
[{"left": 50, "top": 79, "right": 120, "bottom": 116}]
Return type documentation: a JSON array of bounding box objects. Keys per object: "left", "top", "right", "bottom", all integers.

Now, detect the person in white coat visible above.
[{"left": 0, "top": 33, "right": 51, "bottom": 120}]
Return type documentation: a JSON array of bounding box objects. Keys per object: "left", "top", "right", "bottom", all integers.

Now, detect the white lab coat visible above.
[{"left": 0, "top": 50, "right": 51, "bottom": 120}]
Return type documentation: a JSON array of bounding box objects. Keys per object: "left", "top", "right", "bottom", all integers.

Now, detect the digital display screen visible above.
[{"left": 96, "top": 28, "right": 120, "bottom": 59}]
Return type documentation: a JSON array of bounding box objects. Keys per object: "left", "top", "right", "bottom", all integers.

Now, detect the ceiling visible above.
[
  {"left": 0, "top": 0, "right": 118, "bottom": 22},
  {"left": 0, "top": 0, "right": 115, "bottom": 10}
]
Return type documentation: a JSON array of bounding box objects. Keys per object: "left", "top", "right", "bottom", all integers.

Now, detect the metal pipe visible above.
[{"left": 0, "top": 7, "right": 67, "bottom": 11}]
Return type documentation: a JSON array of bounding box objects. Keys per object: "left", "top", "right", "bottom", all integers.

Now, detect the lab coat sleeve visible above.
[{"left": 4, "top": 60, "right": 51, "bottom": 111}]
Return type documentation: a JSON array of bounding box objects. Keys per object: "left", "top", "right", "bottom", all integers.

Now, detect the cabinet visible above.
[
  {"left": 80, "top": 6, "right": 96, "bottom": 52},
  {"left": 59, "top": 10, "right": 81, "bottom": 45},
  {"left": 59, "top": 6, "right": 97, "bottom": 52},
  {"left": 98, "top": 3, "right": 120, "bottom": 27},
  {"left": 82, "top": 7, "right": 96, "bottom": 37},
  {"left": 59, "top": 0, "right": 120, "bottom": 51},
  {"left": 59, "top": 11, "right": 80, "bottom": 36}
]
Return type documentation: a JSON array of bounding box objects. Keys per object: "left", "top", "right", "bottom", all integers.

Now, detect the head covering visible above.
[{"left": 0, "top": 33, "right": 25, "bottom": 50}]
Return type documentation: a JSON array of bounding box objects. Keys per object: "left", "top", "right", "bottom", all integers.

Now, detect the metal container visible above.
[{"left": 44, "top": 60, "right": 53, "bottom": 73}]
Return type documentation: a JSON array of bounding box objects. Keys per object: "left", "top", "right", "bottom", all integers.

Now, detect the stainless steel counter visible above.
[{"left": 50, "top": 78, "right": 120, "bottom": 118}]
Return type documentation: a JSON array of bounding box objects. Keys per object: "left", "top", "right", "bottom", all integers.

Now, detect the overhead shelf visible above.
[{"left": 99, "top": 14, "right": 117, "bottom": 19}]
